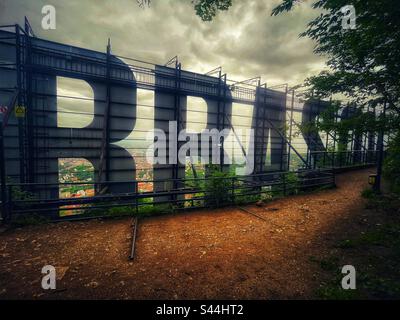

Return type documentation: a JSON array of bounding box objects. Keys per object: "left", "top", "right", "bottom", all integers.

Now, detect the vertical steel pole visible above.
[
  {"left": 25, "top": 22, "right": 34, "bottom": 184},
  {"left": 314, "top": 99, "right": 321, "bottom": 169},
  {"left": 363, "top": 105, "right": 369, "bottom": 164},
  {"left": 324, "top": 132, "right": 329, "bottom": 167},
  {"left": 231, "top": 177, "right": 235, "bottom": 204},
  {"left": 15, "top": 25, "right": 26, "bottom": 183},
  {"left": 332, "top": 106, "right": 338, "bottom": 168},
  {"left": 217, "top": 71, "right": 222, "bottom": 171},
  {"left": 172, "top": 61, "right": 182, "bottom": 198},
  {"left": 220, "top": 74, "right": 227, "bottom": 170},
  {"left": 254, "top": 83, "right": 260, "bottom": 174},
  {"left": 373, "top": 107, "right": 377, "bottom": 163},
  {"left": 282, "top": 172, "right": 286, "bottom": 196},
  {"left": 306, "top": 91, "right": 314, "bottom": 169},
  {"left": 0, "top": 122, "right": 8, "bottom": 221},
  {"left": 279, "top": 85, "right": 288, "bottom": 171},
  {"left": 97, "top": 39, "right": 112, "bottom": 193},
  {"left": 374, "top": 102, "right": 387, "bottom": 192},
  {"left": 135, "top": 181, "right": 139, "bottom": 215},
  {"left": 261, "top": 83, "right": 267, "bottom": 172},
  {"left": 287, "top": 89, "right": 294, "bottom": 171},
  {"left": 105, "top": 39, "right": 112, "bottom": 182},
  {"left": 324, "top": 97, "right": 332, "bottom": 167}
]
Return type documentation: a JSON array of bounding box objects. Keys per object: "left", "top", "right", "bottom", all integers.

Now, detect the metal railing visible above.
[
  {"left": 0, "top": 23, "right": 379, "bottom": 223},
  {"left": 1, "top": 168, "right": 335, "bottom": 221},
  {"left": 308, "top": 150, "right": 378, "bottom": 169}
]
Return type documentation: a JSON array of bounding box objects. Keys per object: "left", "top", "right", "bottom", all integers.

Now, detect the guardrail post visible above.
[
  {"left": 374, "top": 102, "right": 386, "bottom": 192},
  {"left": 282, "top": 172, "right": 286, "bottom": 196},
  {"left": 313, "top": 154, "right": 317, "bottom": 170},
  {"left": 231, "top": 177, "right": 235, "bottom": 205},
  {"left": 0, "top": 121, "right": 8, "bottom": 221},
  {"left": 135, "top": 181, "right": 139, "bottom": 215},
  {"left": 7, "top": 185, "right": 12, "bottom": 220},
  {"left": 332, "top": 169, "right": 336, "bottom": 187}
]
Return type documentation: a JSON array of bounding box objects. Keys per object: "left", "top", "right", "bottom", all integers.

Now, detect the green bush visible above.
[
  {"left": 204, "top": 165, "right": 233, "bottom": 207},
  {"left": 383, "top": 132, "right": 400, "bottom": 194},
  {"left": 361, "top": 188, "right": 377, "bottom": 199},
  {"left": 284, "top": 172, "right": 301, "bottom": 195},
  {"left": 11, "top": 213, "right": 50, "bottom": 227}
]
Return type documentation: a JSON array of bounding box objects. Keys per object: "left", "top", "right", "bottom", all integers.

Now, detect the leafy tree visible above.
[
  {"left": 141, "top": 1, "right": 399, "bottom": 115},
  {"left": 137, "top": 0, "right": 233, "bottom": 21},
  {"left": 204, "top": 165, "right": 233, "bottom": 207},
  {"left": 383, "top": 133, "right": 400, "bottom": 193},
  {"left": 195, "top": 0, "right": 399, "bottom": 115},
  {"left": 192, "top": 0, "right": 232, "bottom": 21},
  {"left": 141, "top": 0, "right": 400, "bottom": 189},
  {"left": 270, "top": 0, "right": 400, "bottom": 191},
  {"left": 272, "top": 1, "right": 400, "bottom": 113},
  {"left": 200, "top": 0, "right": 400, "bottom": 191}
]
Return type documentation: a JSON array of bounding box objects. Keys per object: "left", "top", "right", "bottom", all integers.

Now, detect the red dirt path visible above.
[{"left": 0, "top": 168, "right": 374, "bottom": 299}]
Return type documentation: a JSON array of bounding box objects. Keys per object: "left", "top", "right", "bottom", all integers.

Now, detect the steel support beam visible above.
[
  {"left": 97, "top": 39, "right": 112, "bottom": 192},
  {"left": 287, "top": 90, "right": 295, "bottom": 171},
  {"left": 0, "top": 121, "right": 7, "bottom": 221}
]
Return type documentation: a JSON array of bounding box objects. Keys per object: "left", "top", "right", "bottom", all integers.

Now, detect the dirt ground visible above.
[{"left": 0, "top": 168, "right": 377, "bottom": 299}]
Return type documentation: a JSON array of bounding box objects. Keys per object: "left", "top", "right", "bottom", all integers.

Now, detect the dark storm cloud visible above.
[{"left": 0, "top": 0, "right": 326, "bottom": 86}]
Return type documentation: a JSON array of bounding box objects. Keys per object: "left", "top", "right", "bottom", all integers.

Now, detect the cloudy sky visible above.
[
  {"left": 0, "top": 0, "right": 324, "bottom": 171},
  {"left": 0, "top": 0, "right": 326, "bottom": 87}
]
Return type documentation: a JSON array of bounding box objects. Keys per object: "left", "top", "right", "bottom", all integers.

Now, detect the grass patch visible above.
[
  {"left": 314, "top": 205, "right": 400, "bottom": 299},
  {"left": 316, "top": 279, "right": 361, "bottom": 300},
  {"left": 11, "top": 213, "right": 50, "bottom": 227},
  {"left": 336, "top": 239, "right": 357, "bottom": 249},
  {"left": 309, "top": 256, "right": 340, "bottom": 272}
]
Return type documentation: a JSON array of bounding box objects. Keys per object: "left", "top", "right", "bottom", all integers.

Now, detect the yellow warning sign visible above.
[{"left": 15, "top": 106, "right": 26, "bottom": 118}]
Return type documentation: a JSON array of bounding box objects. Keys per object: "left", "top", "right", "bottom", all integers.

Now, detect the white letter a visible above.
[
  {"left": 341, "top": 265, "right": 356, "bottom": 290},
  {"left": 41, "top": 5, "right": 56, "bottom": 30},
  {"left": 41, "top": 265, "right": 56, "bottom": 290}
]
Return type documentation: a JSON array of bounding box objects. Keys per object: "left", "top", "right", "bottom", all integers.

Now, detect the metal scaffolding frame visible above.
[{"left": 0, "top": 22, "right": 380, "bottom": 221}]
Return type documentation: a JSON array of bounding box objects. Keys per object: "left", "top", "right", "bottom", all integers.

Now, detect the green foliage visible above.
[
  {"left": 193, "top": 0, "right": 232, "bottom": 21},
  {"left": 337, "top": 223, "right": 400, "bottom": 249},
  {"left": 61, "top": 185, "right": 93, "bottom": 194},
  {"left": 274, "top": 0, "right": 400, "bottom": 177},
  {"left": 336, "top": 239, "right": 356, "bottom": 249},
  {"left": 11, "top": 213, "right": 50, "bottom": 227},
  {"left": 234, "top": 190, "right": 260, "bottom": 206},
  {"left": 309, "top": 255, "right": 339, "bottom": 272},
  {"left": 204, "top": 165, "right": 233, "bottom": 207},
  {"left": 138, "top": 203, "right": 174, "bottom": 216},
  {"left": 306, "top": 1, "right": 399, "bottom": 107},
  {"left": 10, "top": 185, "right": 36, "bottom": 201},
  {"left": 176, "top": 0, "right": 400, "bottom": 125},
  {"left": 318, "top": 219, "right": 400, "bottom": 299},
  {"left": 284, "top": 171, "right": 300, "bottom": 195},
  {"left": 137, "top": 0, "right": 233, "bottom": 21},
  {"left": 273, "top": 0, "right": 400, "bottom": 137},
  {"left": 358, "top": 224, "right": 400, "bottom": 247},
  {"left": 106, "top": 206, "right": 137, "bottom": 217},
  {"left": 383, "top": 133, "right": 400, "bottom": 194},
  {"left": 144, "top": 1, "right": 400, "bottom": 165},
  {"left": 316, "top": 278, "right": 361, "bottom": 300},
  {"left": 361, "top": 187, "right": 378, "bottom": 199},
  {"left": 81, "top": 202, "right": 174, "bottom": 220},
  {"left": 361, "top": 188, "right": 375, "bottom": 199}
]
